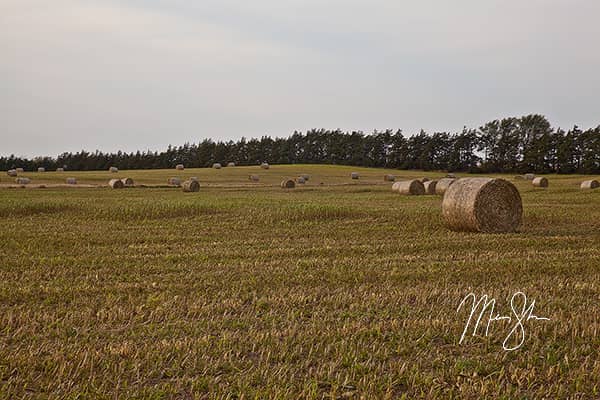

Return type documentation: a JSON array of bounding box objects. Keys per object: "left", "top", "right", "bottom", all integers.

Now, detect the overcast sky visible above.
[{"left": 2, "top": 0, "right": 599, "bottom": 157}]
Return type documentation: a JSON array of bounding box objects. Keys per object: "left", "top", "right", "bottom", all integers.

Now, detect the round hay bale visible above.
[
  {"left": 212, "top": 163, "right": 222, "bottom": 169},
  {"left": 581, "top": 180, "right": 599, "bottom": 190},
  {"left": 66, "top": 177, "right": 77, "bottom": 185},
  {"left": 435, "top": 178, "right": 456, "bottom": 195},
  {"left": 514, "top": 175, "right": 524, "bottom": 180},
  {"left": 175, "top": 164, "right": 184, "bottom": 170},
  {"left": 15, "top": 177, "right": 30, "bottom": 184},
  {"left": 351, "top": 172, "right": 359, "bottom": 180},
  {"left": 420, "top": 177, "right": 430, "bottom": 183},
  {"left": 7, "top": 169, "right": 17, "bottom": 177},
  {"left": 108, "top": 179, "right": 124, "bottom": 189},
  {"left": 249, "top": 175, "right": 259, "bottom": 182},
  {"left": 37, "top": 167, "right": 45, "bottom": 173},
  {"left": 296, "top": 176, "right": 306, "bottom": 184},
  {"left": 182, "top": 180, "right": 200, "bottom": 192},
  {"left": 261, "top": 162, "right": 270, "bottom": 170},
  {"left": 423, "top": 180, "right": 438, "bottom": 195},
  {"left": 227, "top": 162, "right": 236, "bottom": 167},
  {"left": 393, "top": 180, "right": 425, "bottom": 195},
  {"left": 168, "top": 177, "right": 181, "bottom": 186},
  {"left": 524, "top": 173, "right": 535, "bottom": 181},
  {"left": 442, "top": 178, "right": 522, "bottom": 233},
  {"left": 109, "top": 166, "right": 118, "bottom": 173},
  {"left": 384, "top": 174, "right": 396, "bottom": 182},
  {"left": 281, "top": 179, "right": 295, "bottom": 189},
  {"left": 16, "top": 168, "right": 24, "bottom": 173},
  {"left": 56, "top": 168, "right": 65, "bottom": 172},
  {"left": 300, "top": 174, "right": 310, "bottom": 181},
  {"left": 446, "top": 173, "right": 456, "bottom": 178},
  {"left": 532, "top": 177, "right": 548, "bottom": 188},
  {"left": 121, "top": 177, "right": 134, "bottom": 186}
]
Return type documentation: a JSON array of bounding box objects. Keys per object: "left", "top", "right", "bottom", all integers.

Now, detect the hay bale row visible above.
[
  {"left": 7, "top": 169, "right": 17, "bottom": 177},
  {"left": 384, "top": 174, "right": 396, "bottom": 182},
  {"left": 249, "top": 175, "right": 259, "bottom": 182},
  {"left": 261, "top": 163, "right": 270, "bottom": 170},
  {"left": 281, "top": 179, "right": 295, "bottom": 189},
  {"left": 15, "top": 177, "right": 30, "bottom": 184},
  {"left": 56, "top": 168, "right": 64, "bottom": 172},
  {"left": 109, "top": 179, "right": 124, "bottom": 189},
  {"left": 109, "top": 167, "right": 119, "bottom": 173},
  {"left": 182, "top": 180, "right": 200, "bottom": 192},
  {"left": 351, "top": 172, "right": 359, "bottom": 180},
  {"left": 435, "top": 178, "right": 456, "bottom": 195},
  {"left": 66, "top": 177, "right": 77, "bottom": 185},
  {"left": 213, "top": 163, "right": 222, "bottom": 169},
  {"left": 392, "top": 180, "right": 425, "bottom": 195},
  {"left": 442, "top": 178, "right": 522, "bottom": 233},
  {"left": 581, "top": 179, "right": 599, "bottom": 190},
  {"left": 168, "top": 177, "right": 181, "bottom": 186},
  {"left": 176, "top": 164, "right": 184, "bottom": 170},
  {"left": 532, "top": 177, "right": 548, "bottom": 188}
]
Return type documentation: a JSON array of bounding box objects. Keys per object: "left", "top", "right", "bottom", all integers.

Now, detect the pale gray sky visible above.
[{"left": 2, "top": 0, "right": 599, "bottom": 157}]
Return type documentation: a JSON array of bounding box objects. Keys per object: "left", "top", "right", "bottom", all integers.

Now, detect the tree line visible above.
[{"left": 2, "top": 114, "right": 599, "bottom": 174}]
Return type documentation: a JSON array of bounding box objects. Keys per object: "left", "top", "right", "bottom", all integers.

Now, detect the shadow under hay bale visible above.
[
  {"left": 392, "top": 180, "right": 425, "bottom": 195},
  {"left": 351, "top": 172, "right": 359, "bottom": 179},
  {"left": 423, "top": 180, "right": 437, "bottom": 195},
  {"left": 175, "top": 164, "right": 184, "bottom": 170},
  {"left": 442, "top": 177, "right": 522, "bottom": 233},
  {"left": 281, "top": 179, "right": 295, "bottom": 189},
  {"left": 66, "top": 177, "right": 77, "bottom": 185},
  {"left": 435, "top": 178, "right": 456, "bottom": 195},
  {"left": 109, "top": 179, "right": 124, "bottom": 189},
  {"left": 532, "top": 177, "right": 548, "bottom": 188},
  {"left": 182, "top": 180, "right": 200, "bottom": 192},
  {"left": 581, "top": 180, "right": 599, "bottom": 190}
]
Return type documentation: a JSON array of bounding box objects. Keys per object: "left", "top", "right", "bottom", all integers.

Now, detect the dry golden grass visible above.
[{"left": 0, "top": 165, "right": 599, "bottom": 399}]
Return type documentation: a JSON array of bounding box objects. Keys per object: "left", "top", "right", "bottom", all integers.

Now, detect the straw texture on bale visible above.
[
  {"left": 351, "top": 172, "right": 359, "bottom": 179},
  {"left": 66, "top": 177, "right": 77, "bottom": 185},
  {"left": 261, "top": 163, "right": 270, "bottom": 169},
  {"left": 442, "top": 178, "right": 522, "bottom": 233},
  {"left": 182, "top": 180, "right": 200, "bottom": 192},
  {"left": 109, "top": 167, "right": 118, "bottom": 173},
  {"left": 524, "top": 173, "right": 535, "bottom": 180},
  {"left": 296, "top": 176, "right": 306, "bottom": 184},
  {"left": 435, "top": 178, "right": 456, "bottom": 195},
  {"left": 175, "top": 164, "right": 184, "bottom": 170},
  {"left": 121, "top": 177, "right": 134, "bottom": 186},
  {"left": 384, "top": 174, "right": 396, "bottom": 182},
  {"left": 249, "top": 175, "right": 259, "bottom": 182},
  {"left": 212, "top": 163, "right": 222, "bottom": 169},
  {"left": 109, "top": 179, "right": 124, "bottom": 189},
  {"left": 16, "top": 168, "right": 24, "bottom": 173},
  {"left": 393, "top": 180, "right": 425, "bottom": 195},
  {"left": 423, "top": 180, "right": 438, "bottom": 195},
  {"left": 7, "top": 169, "right": 17, "bottom": 177},
  {"left": 281, "top": 179, "right": 295, "bottom": 189},
  {"left": 57, "top": 168, "right": 64, "bottom": 172},
  {"left": 37, "top": 167, "right": 45, "bottom": 172},
  {"left": 227, "top": 162, "right": 236, "bottom": 167},
  {"left": 532, "top": 177, "right": 548, "bottom": 188},
  {"left": 15, "top": 177, "right": 30, "bottom": 184},
  {"left": 581, "top": 180, "right": 599, "bottom": 190},
  {"left": 168, "top": 177, "right": 181, "bottom": 186}
]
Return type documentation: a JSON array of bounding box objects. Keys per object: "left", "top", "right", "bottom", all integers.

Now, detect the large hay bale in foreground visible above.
[
  {"left": 393, "top": 180, "right": 425, "bottom": 195},
  {"left": 351, "top": 172, "right": 359, "bottom": 180},
  {"left": 15, "top": 177, "right": 30, "bottom": 184},
  {"left": 423, "top": 180, "right": 438, "bottom": 195},
  {"left": 109, "top": 167, "right": 118, "bottom": 173},
  {"left": 524, "top": 173, "right": 535, "bottom": 180},
  {"left": 442, "top": 178, "right": 522, "bottom": 233},
  {"left": 384, "top": 174, "right": 396, "bottom": 182},
  {"left": 56, "top": 168, "right": 64, "bottom": 172},
  {"left": 7, "top": 169, "right": 17, "bottom": 177},
  {"left": 532, "top": 177, "right": 548, "bottom": 188},
  {"left": 249, "top": 175, "right": 259, "bottom": 182},
  {"left": 108, "top": 179, "right": 124, "bottom": 189},
  {"left": 66, "top": 177, "right": 77, "bottom": 185},
  {"left": 212, "top": 163, "right": 222, "bottom": 169},
  {"left": 261, "top": 163, "right": 270, "bottom": 170},
  {"left": 168, "top": 177, "right": 181, "bottom": 186},
  {"left": 581, "top": 180, "right": 600, "bottom": 190},
  {"left": 281, "top": 179, "right": 295, "bottom": 189},
  {"left": 121, "top": 177, "right": 134, "bottom": 186},
  {"left": 227, "top": 162, "right": 236, "bottom": 167},
  {"left": 175, "top": 164, "right": 184, "bottom": 170},
  {"left": 182, "top": 180, "right": 200, "bottom": 192},
  {"left": 37, "top": 167, "right": 45, "bottom": 172},
  {"left": 435, "top": 178, "right": 456, "bottom": 195}
]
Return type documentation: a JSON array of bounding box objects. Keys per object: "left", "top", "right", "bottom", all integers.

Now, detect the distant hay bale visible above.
[
  {"left": 384, "top": 174, "right": 396, "bottom": 182},
  {"left": 121, "top": 177, "right": 134, "bottom": 186},
  {"left": 168, "top": 177, "right": 181, "bottom": 186},
  {"left": 15, "top": 177, "right": 30, "bottom": 184},
  {"left": 249, "top": 175, "right": 259, "bottom": 182},
  {"left": 423, "top": 180, "right": 438, "bottom": 195},
  {"left": 7, "top": 169, "right": 17, "bottom": 177},
  {"left": 175, "top": 164, "right": 184, "bottom": 170},
  {"left": 109, "top": 179, "right": 124, "bottom": 189},
  {"left": 392, "top": 180, "right": 425, "bottom": 195},
  {"left": 351, "top": 172, "right": 359, "bottom": 180},
  {"left": 227, "top": 162, "right": 236, "bottom": 167},
  {"left": 212, "top": 163, "right": 222, "bottom": 169},
  {"left": 109, "top": 167, "right": 118, "bottom": 173},
  {"left": 296, "top": 176, "right": 306, "bottom": 184},
  {"left": 514, "top": 175, "right": 524, "bottom": 180},
  {"left": 581, "top": 180, "right": 599, "bottom": 190},
  {"left": 435, "top": 178, "right": 456, "bottom": 195},
  {"left": 66, "top": 177, "right": 77, "bottom": 185},
  {"left": 420, "top": 177, "right": 430, "bottom": 183},
  {"left": 182, "top": 180, "right": 200, "bottom": 192},
  {"left": 281, "top": 179, "right": 295, "bottom": 189},
  {"left": 37, "top": 167, "right": 45, "bottom": 173},
  {"left": 261, "top": 163, "right": 270, "bottom": 169},
  {"left": 524, "top": 173, "right": 535, "bottom": 180},
  {"left": 446, "top": 173, "right": 456, "bottom": 178},
  {"left": 300, "top": 174, "right": 310, "bottom": 181},
  {"left": 442, "top": 177, "right": 522, "bottom": 233},
  {"left": 16, "top": 168, "right": 24, "bottom": 173},
  {"left": 532, "top": 177, "right": 548, "bottom": 188},
  {"left": 56, "top": 168, "right": 64, "bottom": 172}
]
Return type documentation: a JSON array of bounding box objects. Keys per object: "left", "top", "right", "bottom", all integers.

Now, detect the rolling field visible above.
[{"left": 1, "top": 165, "right": 599, "bottom": 399}]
